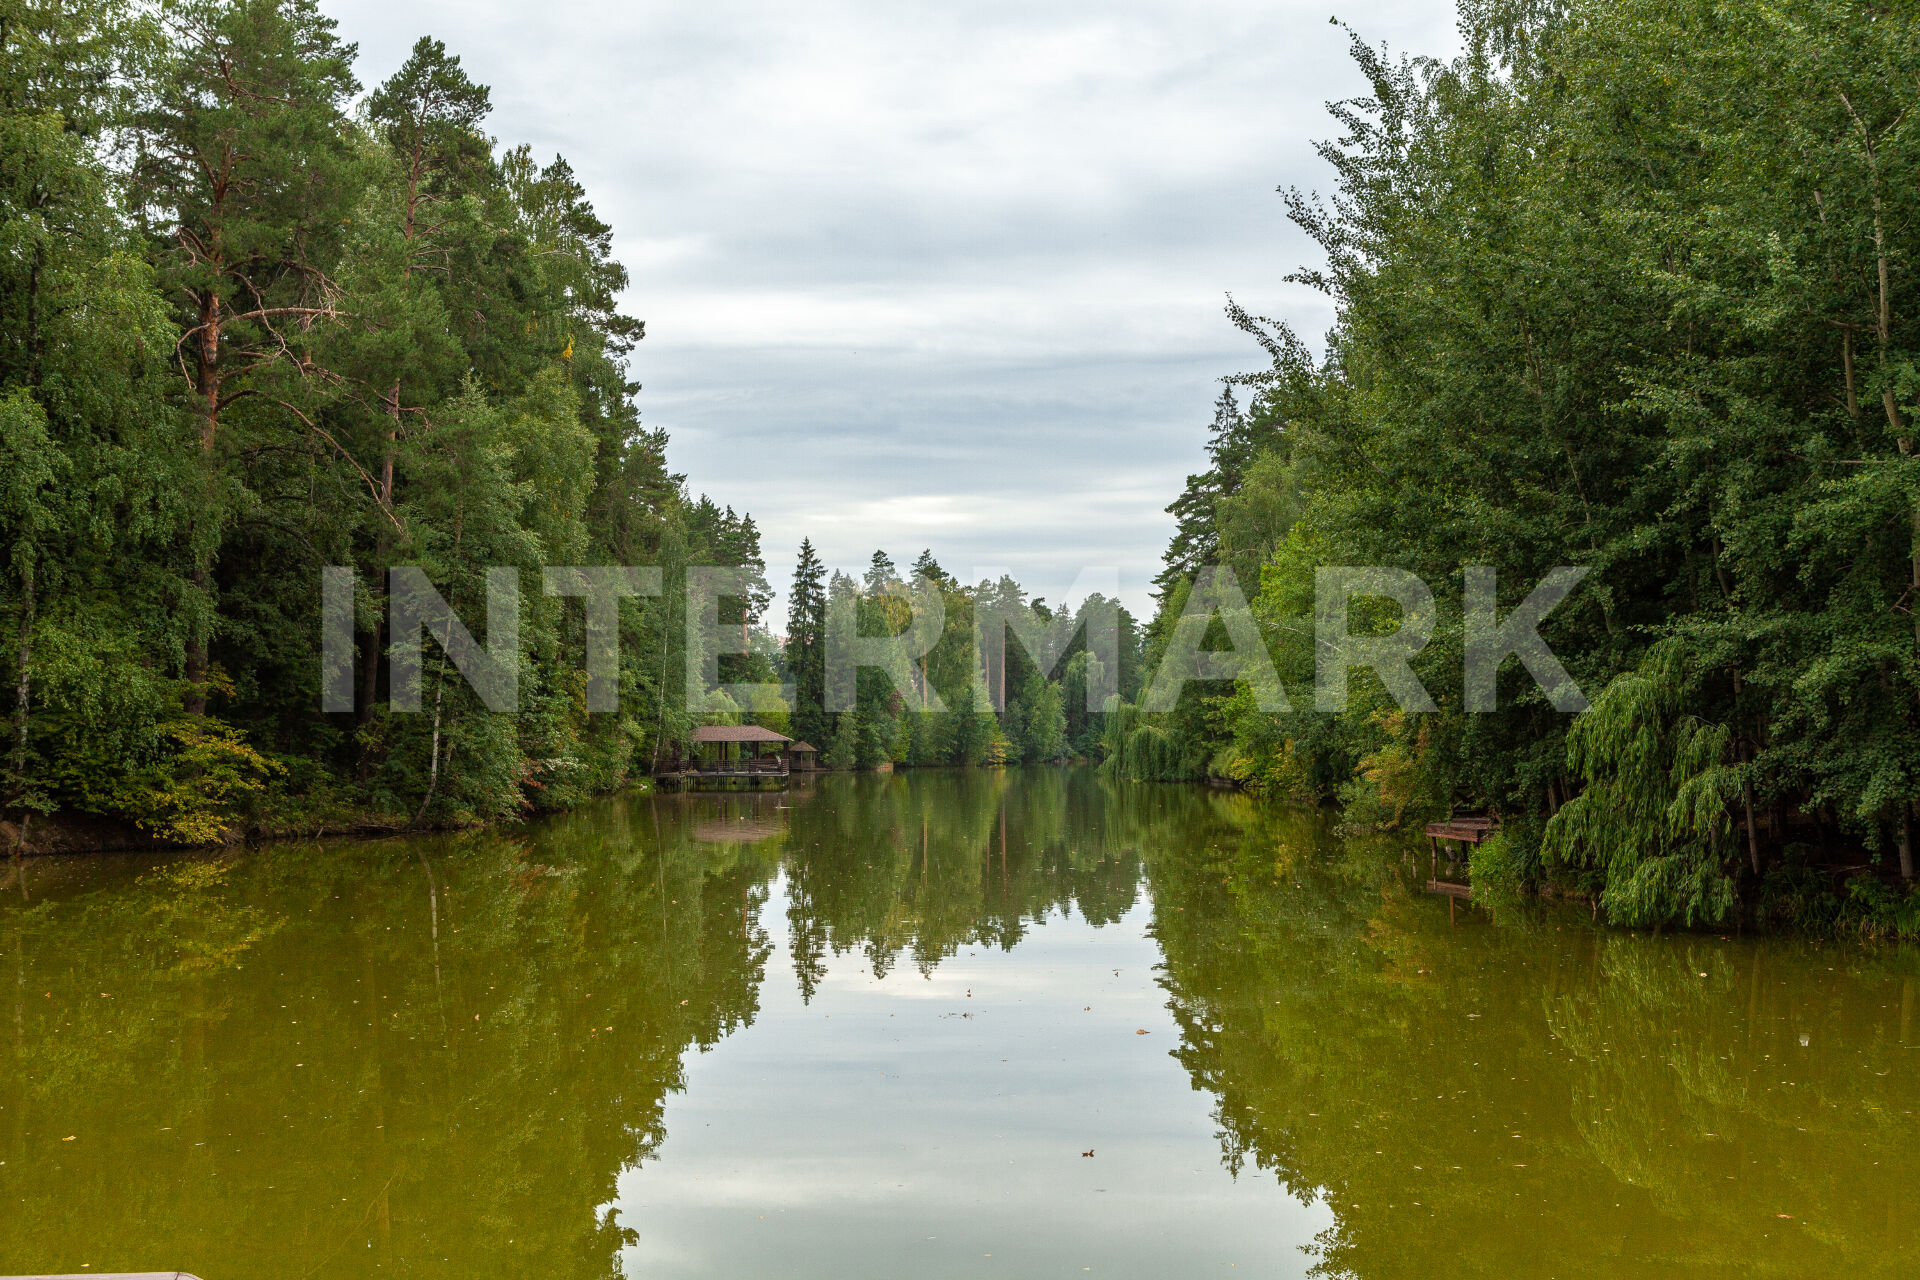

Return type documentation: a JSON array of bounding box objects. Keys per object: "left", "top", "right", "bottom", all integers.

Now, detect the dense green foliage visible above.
[
  {"left": 781, "top": 544, "right": 1143, "bottom": 771},
  {"left": 0, "top": 0, "right": 1141, "bottom": 845},
  {"left": 14, "top": 0, "right": 1920, "bottom": 940},
  {"left": 1117, "top": 0, "right": 1920, "bottom": 930},
  {"left": 0, "top": 0, "right": 774, "bottom": 840}
]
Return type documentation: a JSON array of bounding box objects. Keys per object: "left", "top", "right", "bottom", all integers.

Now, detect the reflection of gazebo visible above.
[
  {"left": 693, "top": 813, "right": 788, "bottom": 844},
  {"left": 788, "top": 741, "right": 819, "bottom": 772},
  {"left": 685, "top": 725, "right": 792, "bottom": 777}
]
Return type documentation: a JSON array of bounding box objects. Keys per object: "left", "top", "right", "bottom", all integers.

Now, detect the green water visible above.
[{"left": 2, "top": 768, "right": 1915, "bottom": 1279}]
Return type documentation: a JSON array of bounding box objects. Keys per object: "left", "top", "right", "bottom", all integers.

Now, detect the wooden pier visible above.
[
  {"left": 656, "top": 758, "right": 791, "bottom": 789},
  {"left": 1423, "top": 815, "right": 1496, "bottom": 917},
  {"left": 1425, "top": 815, "right": 1496, "bottom": 856}
]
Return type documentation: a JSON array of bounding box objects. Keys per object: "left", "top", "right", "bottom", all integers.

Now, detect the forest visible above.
[
  {"left": 8, "top": 0, "right": 1920, "bottom": 936},
  {"left": 1109, "top": 0, "right": 1920, "bottom": 934},
  {"left": 0, "top": 0, "right": 1141, "bottom": 848},
  {"left": 0, "top": 0, "right": 770, "bottom": 841}
]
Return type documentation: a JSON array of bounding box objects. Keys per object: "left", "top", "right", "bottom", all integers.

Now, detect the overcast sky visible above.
[{"left": 326, "top": 0, "right": 1461, "bottom": 615}]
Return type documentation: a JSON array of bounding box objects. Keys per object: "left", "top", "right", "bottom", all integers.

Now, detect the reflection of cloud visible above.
[
  {"left": 600, "top": 881, "right": 1335, "bottom": 1275},
  {"left": 613, "top": 1228, "right": 705, "bottom": 1275},
  {"left": 620, "top": 1152, "right": 1254, "bottom": 1212},
  {"left": 325, "top": 0, "right": 1460, "bottom": 612}
]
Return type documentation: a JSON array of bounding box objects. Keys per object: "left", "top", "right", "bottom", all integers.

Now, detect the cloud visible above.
[{"left": 325, "top": 0, "right": 1462, "bottom": 613}]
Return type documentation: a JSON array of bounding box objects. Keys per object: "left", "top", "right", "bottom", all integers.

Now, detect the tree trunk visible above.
[
  {"left": 1842, "top": 327, "right": 1859, "bottom": 420},
  {"left": 1908, "top": 472, "right": 1920, "bottom": 657},
  {"left": 10, "top": 563, "right": 31, "bottom": 805},
  {"left": 1742, "top": 777, "right": 1763, "bottom": 879},
  {"left": 381, "top": 146, "right": 421, "bottom": 525},
  {"left": 25, "top": 239, "right": 42, "bottom": 384},
  {"left": 358, "top": 617, "right": 382, "bottom": 722},
  {"left": 1899, "top": 806, "right": 1915, "bottom": 882},
  {"left": 185, "top": 288, "right": 222, "bottom": 719},
  {"left": 355, "top": 614, "right": 382, "bottom": 779},
  {"left": 183, "top": 566, "right": 209, "bottom": 718}
]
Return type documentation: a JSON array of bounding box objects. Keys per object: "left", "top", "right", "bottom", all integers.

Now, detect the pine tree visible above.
[
  {"left": 358, "top": 35, "right": 491, "bottom": 503},
  {"left": 325, "top": 36, "right": 493, "bottom": 735},
  {"left": 864, "top": 549, "right": 897, "bottom": 595},
  {"left": 910, "top": 548, "right": 950, "bottom": 588},
  {"left": 786, "top": 538, "right": 827, "bottom": 747},
  {"left": 128, "top": 0, "right": 361, "bottom": 716},
  {"left": 1153, "top": 386, "right": 1279, "bottom": 602}
]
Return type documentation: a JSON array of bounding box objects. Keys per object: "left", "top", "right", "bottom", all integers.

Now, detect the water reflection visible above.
[
  {"left": 1142, "top": 803, "right": 1920, "bottom": 1279},
  {"left": 1, "top": 810, "right": 774, "bottom": 1278},
  {"left": 1, "top": 769, "right": 1915, "bottom": 1278}
]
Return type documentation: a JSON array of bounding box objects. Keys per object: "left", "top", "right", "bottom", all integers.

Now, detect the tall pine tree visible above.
[
  {"left": 786, "top": 538, "right": 827, "bottom": 747},
  {"left": 128, "top": 0, "right": 360, "bottom": 716}
]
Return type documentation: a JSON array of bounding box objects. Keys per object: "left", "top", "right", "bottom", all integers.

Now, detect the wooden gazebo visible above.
[
  {"left": 787, "top": 741, "right": 820, "bottom": 771},
  {"left": 681, "top": 725, "right": 793, "bottom": 778}
]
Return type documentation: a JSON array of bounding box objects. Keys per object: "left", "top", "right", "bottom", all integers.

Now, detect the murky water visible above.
[{"left": 2, "top": 768, "right": 1916, "bottom": 1278}]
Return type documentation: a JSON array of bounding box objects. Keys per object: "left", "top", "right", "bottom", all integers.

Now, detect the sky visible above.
[{"left": 326, "top": 0, "right": 1463, "bottom": 617}]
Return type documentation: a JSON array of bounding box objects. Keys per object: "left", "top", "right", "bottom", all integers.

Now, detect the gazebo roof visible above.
[
  {"left": 690, "top": 724, "right": 792, "bottom": 744},
  {"left": 788, "top": 741, "right": 818, "bottom": 753}
]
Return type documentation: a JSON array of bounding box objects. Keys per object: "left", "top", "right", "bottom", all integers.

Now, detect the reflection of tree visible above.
[
  {"left": 779, "top": 769, "right": 1143, "bottom": 997},
  {"left": 0, "top": 797, "right": 773, "bottom": 1279},
  {"left": 1142, "top": 810, "right": 1920, "bottom": 1280},
  {"left": 0, "top": 769, "right": 1145, "bottom": 1276},
  {"left": 13, "top": 770, "right": 1909, "bottom": 1279}
]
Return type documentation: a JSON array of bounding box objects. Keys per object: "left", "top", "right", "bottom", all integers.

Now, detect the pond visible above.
[{"left": 2, "top": 767, "right": 1916, "bottom": 1278}]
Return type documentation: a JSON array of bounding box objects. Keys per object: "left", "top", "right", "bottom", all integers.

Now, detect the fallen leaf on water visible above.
[
  {"left": 1135, "top": 1029, "right": 1149, "bottom": 1036},
  {"left": 62, "top": 1135, "right": 76, "bottom": 1142},
  {"left": 1081, "top": 1149, "right": 1094, "bottom": 1158}
]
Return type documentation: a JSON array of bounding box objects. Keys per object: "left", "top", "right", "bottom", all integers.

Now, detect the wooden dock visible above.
[
  {"left": 1425, "top": 815, "right": 1496, "bottom": 852},
  {"left": 656, "top": 760, "right": 790, "bottom": 790},
  {"left": 1422, "top": 815, "right": 1496, "bottom": 917}
]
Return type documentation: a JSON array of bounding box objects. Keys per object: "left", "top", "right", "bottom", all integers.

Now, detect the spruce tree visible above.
[{"left": 786, "top": 538, "right": 827, "bottom": 747}]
